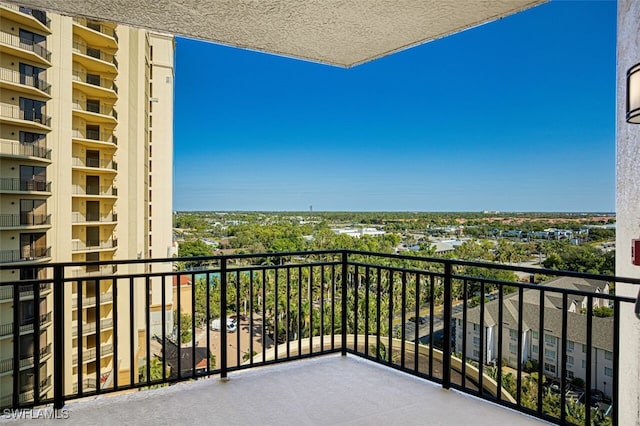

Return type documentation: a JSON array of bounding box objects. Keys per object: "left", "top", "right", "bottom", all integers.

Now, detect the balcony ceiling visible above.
[{"left": 5, "top": 0, "right": 546, "bottom": 67}]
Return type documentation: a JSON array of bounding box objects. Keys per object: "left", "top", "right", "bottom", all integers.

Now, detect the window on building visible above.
[
  {"left": 582, "top": 360, "right": 586, "bottom": 369},
  {"left": 544, "top": 334, "right": 555, "bottom": 346},
  {"left": 509, "top": 343, "right": 517, "bottom": 354},
  {"left": 567, "top": 370, "right": 574, "bottom": 379},
  {"left": 567, "top": 341, "right": 574, "bottom": 353},
  {"left": 473, "top": 324, "right": 479, "bottom": 332},
  {"left": 532, "top": 345, "right": 538, "bottom": 354},
  {"left": 605, "top": 351, "right": 613, "bottom": 361},
  {"left": 567, "top": 356, "right": 574, "bottom": 365},
  {"left": 605, "top": 367, "right": 613, "bottom": 377},
  {"left": 473, "top": 350, "right": 479, "bottom": 359},
  {"left": 86, "top": 99, "right": 100, "bottom": 113},
  {"left": 473, "top": 337, "right": 480, "bottom": 346},
  {"left": 544, "top": 348, "right": 556, "bottom": 360},
  {"left": 19, "top": 63, "right": 46, "bottom": 89},
  {"left": 20, "top": 199, "right": 46, "bottom": 226},
  {"left": 509, "top": 329, "right": 517, "bottom": 340},
  {"left": 544, "top": 363, "right": 556, "bottom": 374},
  {"left": 582, "top": 344, "right": 587, "bottom": 353},
  {"left": 19, "top": 97, "right": 46, "bottom": 123},
  {"left": 532, "top": 330, "right": 539, "bottom": 340}
]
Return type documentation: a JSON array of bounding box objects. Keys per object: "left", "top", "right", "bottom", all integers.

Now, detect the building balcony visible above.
[
  {"left": 72, "top": 128, "right": 117, "bottom": 149},
  {"left": 68, "top": 265, "right": 117, "bottom": 278},
  {"left": 0, "top": 138, "right": 51, "bottom": 162},
  {"left": 0, "top": 312, "right": 52, "bottom": 339},
  {"left": 0, "top": 213, "right": 51, "bottom": 230},
  {"left": 0, "top": 343, "right": 53, "bottom": 376},
  {"left": 72, "top": 41, "right": 118, "bottom": 73},
  {"left": 71, "top": 343, "right": 114, "bottom": 364},
  {"left": 71, "top": 184, "right": 117, "bottom": 198},
  {"left": 0, "top": 250, "right": 636, "bottom": 426},
  {"left": 71, "top": 211, "right": 117, "bottom": 224},
  {"left": 72, "top": 18, "right": 118, "bottom": 49},
  {"left": 71, "top": 239, "right": 117, "bottom": 253},
  {"left": 0, "top": 4, "right": 51, "bottom": 33},
  {"left": 0, "top": 283, "right": 52, "bottom": 303},
  {"left": 72, "top": 101, "right": 118, "bottom": 124},
  {"left": 72, "top": 291, "right": 114, "bottom": 309},
  {"left": 72, "top": 156, "right": 118, "bottom": 172},
  {"left": 0, "top": 31, "right": 51, "bottom": 67},
  {"left": 0, "top": 67, "right": 51, "bottom": 98},
  {"left": 0, "top": 247, "right": 51, "bottom": 264},
  {"left": 0, "top": 102, "right": 51, "bottom": 130},
  {"left": 0, "top": 375, "right": 52, "bottom": 410},
  {"left": 0, "top": 178, "right": 51, "bottom": 194},
  {"left": 71, "top": 318, "right": 113, "bottom": 337},
  {"left": 72, "top": 71, "right": 118, "bottom": 99}
]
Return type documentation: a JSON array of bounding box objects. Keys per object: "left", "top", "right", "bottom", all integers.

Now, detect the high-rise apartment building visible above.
[{"left": 0, "top": 4, "right": 174, "bottom": 405}]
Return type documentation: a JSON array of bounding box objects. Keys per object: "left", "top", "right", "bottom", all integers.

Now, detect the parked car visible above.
[
  {"left": 409, "top": 316, "right": 427, "bottom": 325},
  {"left": 211, "top": 317, "right": 237, "bottom": 333}
]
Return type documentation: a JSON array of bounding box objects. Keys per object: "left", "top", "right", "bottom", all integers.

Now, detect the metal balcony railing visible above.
[
  {"left": 0, "top": 139, "right": 51, "bottom": 159},
  {"left": 72, "top": 42, "right": 117, "bottom": 67},
  {"left": 72, "top": 128, "right": 117, "bottom": 145},
  {"left": 0, "top": 31, "right": 51, "bottom": 61},
  {"left": 72, "top": 157, "right": 117, "bottom": 170},
  {"left": 0, "top": 250, "right": 637, "bottom": 425},
  {"left": 71, "top": 239, "right": 117, "bottom": 252},
  {"left": 0, "top": 178, "right": 51, "bottom": 193},
  {"left": 72, "top": 102, "right": 118, "bottom": 119},
  {"left": 72, "top": 71, "right": 118, "bottom": 93},
  {"left": 0, "top": 214, "right": 50, "bottom": 228},
  {"left": 71, "top": 212, "right": 117, "bottom": 223},
  {"left": 73, "top": 18, "right": 118, "bottom": 42},
  {"left": 0, "top": 283, "right": 51, "bottom": 302},
  {"left": 0, "top": 102, "right": 51, "bottom": 126},
  {"left": 72, "top": 291, "right": 114, "bottom": 309},
  {"left": 0, "top": 247, "right": 51, "bottom": 264},
  {"left": 71, "top": 184, "right": 117, "bottom": 197},
  {"left": 0, "top": 68, "right": 51, "bottom": 94}
]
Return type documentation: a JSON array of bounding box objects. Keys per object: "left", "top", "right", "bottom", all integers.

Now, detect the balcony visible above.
[
  {"left": 0, "top": 178, "right": 51, "bottom": 194},
  {"left": 0, "top": 213, "right": 51, "bottom": 230},
  {"left": 72, "top": 18, "right": 118, "bottom": 49},
  {"left": 0, "top": 250, "right": 636, "bottom": 426},
  {"left": 0, "top": 31, "right": 51, "bottom": 66},
  {"left": 71, "top": 343, "right": 114, "bottom": 363},
  {"left": 72, "top": 71, "right": 118, "bottom": 99},
  {"left": 72, "top": 128, "right": 117, "bottom": 148},
  {"left": 0, "top": 67, "right": 51, "bottom": 98},
  {"left": 0, "top": 344, "right": 53, "bottom": 375},
  {"left": 0, "top": 138, "right": 51, "bottom": 161},
  {"left": 72, "top": 101, "right": 118, "bottom": 124},
  {"left": 71, "top": 184, "right": 117, "bottom": 198},
  {"left": 0, "top": 4, "right": 51, "bottom": 33},
  {"left": 71, "top": 318, "right": 114, "bottom": 337},
  {"left": 72, "top": 291, "right": 114, "bottom": 309},
  {"left": 0, "top": 375, "right": 52, "bottom": 409},
  {"left": 0, "top": 247, "right": 51, "bottom": 264},
  {"left": 72, "top": 41, "right": 118, "bottom": 73},
  {"left": 71, "top": 212, "right": 117, "bottom": 224},
  {"left": 72, "top": 156, "right": 118, "bottom": 172},
  {"left": 71, "top": 239, "right": 117, "bottom": 253},
  {"left": 0, "top": 312, "right": 52, "bottom": 338},
  {"left": 0, "top": 283, "right": 52, "bottom": 302},
  {"left": 0, "top": 102, "right": 51, "bottom": 130},
  {"left": 68, "top": 265, "right": 117, "bottom": 278}
]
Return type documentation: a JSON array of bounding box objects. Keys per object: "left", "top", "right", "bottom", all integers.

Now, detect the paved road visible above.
[{"left": 399, "top": 302, "right": 465, "bottom": 340}]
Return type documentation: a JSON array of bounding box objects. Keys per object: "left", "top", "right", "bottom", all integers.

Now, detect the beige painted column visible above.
[{"left": 616, "top": 1, "right": 640, "bottom": 424}]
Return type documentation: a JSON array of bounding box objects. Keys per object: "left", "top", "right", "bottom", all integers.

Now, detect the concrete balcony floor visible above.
[{"left": 22, "top": 354, "right": 548, "bottom": 425}]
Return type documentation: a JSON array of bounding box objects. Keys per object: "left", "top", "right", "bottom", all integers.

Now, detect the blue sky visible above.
[{"left": 174, "top": 0, "right": 616, "bottom": 212}]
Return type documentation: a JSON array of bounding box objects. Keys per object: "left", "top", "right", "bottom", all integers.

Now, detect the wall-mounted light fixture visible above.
[{"left": 627, "top": 63, "right": 640, "bottom": 123}]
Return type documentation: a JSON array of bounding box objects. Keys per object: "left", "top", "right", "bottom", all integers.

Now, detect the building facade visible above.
[
  {"left": 0, "top": 4, "right": 174, "bottom": 404},
  {"left": 454, "top": 277, "right": 614, "bottom": 396}
]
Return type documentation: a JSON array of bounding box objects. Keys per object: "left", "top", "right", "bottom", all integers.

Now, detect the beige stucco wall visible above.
[{"left": 616, "top": 1, "right": 640, "bottom": 424}]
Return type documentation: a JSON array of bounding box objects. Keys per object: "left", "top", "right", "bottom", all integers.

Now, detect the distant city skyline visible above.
[{"left": 174, "top": 0, "right": 615, "bottom": 212}]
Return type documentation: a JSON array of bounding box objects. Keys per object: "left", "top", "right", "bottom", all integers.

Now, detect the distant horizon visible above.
[
  {"left": 174, "top": 210, "right": 616, "bottom": 215},
  {"left": 174, "top": 0, "right": 616, "bottom": 212}
]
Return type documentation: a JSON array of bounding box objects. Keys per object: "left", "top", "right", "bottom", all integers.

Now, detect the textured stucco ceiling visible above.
[{"left": 6, "top": 0, "right": 546, "bottom": 67}]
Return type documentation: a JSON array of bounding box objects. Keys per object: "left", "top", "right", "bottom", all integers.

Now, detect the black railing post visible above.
[
  {"left": 341, "top": 251, "right": 348, "bottom": 356},
  {"left": 220, "top": 257, "right": 228, "bottom": 379},
  {"left": 53, "top": 265, "right": 65, "bottom": 409},
  {"left": 442, "top": 261, "right": 452, "bottom": 389}
]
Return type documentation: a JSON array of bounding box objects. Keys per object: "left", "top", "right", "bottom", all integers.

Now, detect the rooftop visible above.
[{"left": 35, "top": 355, "right": 546, "bottom": 425}]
